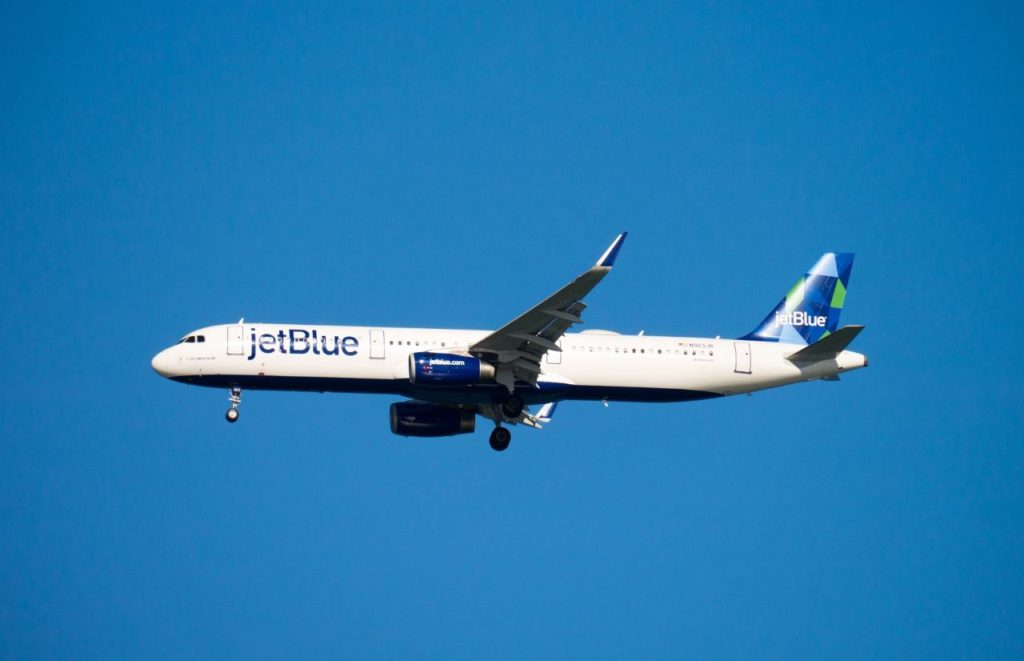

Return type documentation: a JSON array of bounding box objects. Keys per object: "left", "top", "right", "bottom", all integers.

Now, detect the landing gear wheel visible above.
[
  {"left": 225, "top": 385, "right": 242, "bottom": 423},
  {"left": 500, "top": 395, "right": 524, "bottom": 419},
  {"left": 489, "top": 426, "right": 512, "bottom": 452}
]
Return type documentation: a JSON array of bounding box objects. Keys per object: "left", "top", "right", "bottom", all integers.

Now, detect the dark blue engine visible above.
[
  {"left": 409, "top": 352, "right": 496, "bottom": 386},
  {"left": 389, "top": 401, "right": 476, "bottom": 437}
]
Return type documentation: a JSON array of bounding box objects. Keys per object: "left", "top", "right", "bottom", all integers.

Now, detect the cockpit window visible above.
[
  {"left": 185, "top": 336, "right": 196, "bottom": 343},
  {"left": 197, "top": 335, "right": 205, "bottom": 343}
]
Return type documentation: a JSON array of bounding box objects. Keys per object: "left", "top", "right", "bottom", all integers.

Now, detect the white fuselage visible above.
[{"left": 151, "top": 322, "right": 868, "bottom": 405}]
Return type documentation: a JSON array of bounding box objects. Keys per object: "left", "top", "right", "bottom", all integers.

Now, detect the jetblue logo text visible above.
[
  {"left": 421, "top": 358, "right": 466, "bottom": 366},
  {"left": 247, "top": 329, "right": 359, "bottom": 360},
  {"left": 775, "top": 311, "right": 827, "bottom": 327}
]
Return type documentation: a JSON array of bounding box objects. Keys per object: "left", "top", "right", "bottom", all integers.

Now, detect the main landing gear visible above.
[
  {"left": 225, "top": 385, "right": 241, "bottom": 423},
  {"left": 487, "top": 394, "right": 523, "bottom": 452},
  {"left": 500, "top": 395, "right": 524, "bottom": 420},
  {"left": 489, "top": 426, "right": 512, "bottom": 452}
]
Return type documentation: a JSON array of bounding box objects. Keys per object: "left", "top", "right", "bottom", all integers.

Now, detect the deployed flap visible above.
[
  {"left": 470, "top": 233, "right": 627, "bottom": 390},
  {"left": 787, "top": 325, "right": 865, "bottom": 362}
]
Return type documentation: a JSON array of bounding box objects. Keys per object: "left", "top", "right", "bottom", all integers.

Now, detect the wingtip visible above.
[
  {"left": 536, "top": 401, "right": 559, "bottom": 422},
  {"left": 596, "top": 232, "right": 628, "bottom": 268}
]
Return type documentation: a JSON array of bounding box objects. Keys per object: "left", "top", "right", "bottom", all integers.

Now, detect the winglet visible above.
[
  {"left": 520, "top": 402, "right": 559, "bottom": 429},
  {"left": 536, "top": 402, "right": 558, "bottom": 423},
  {"left": 596, "top": 232, "right": 628, "bottom": 268}
]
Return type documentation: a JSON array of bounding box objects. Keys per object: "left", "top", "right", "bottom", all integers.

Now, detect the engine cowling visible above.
[
  {"left": 409, "top": 352, "right": 495, "bottom": 386},
  {"left": 389, "top": 401, "right": 476, "bottom": 437}
]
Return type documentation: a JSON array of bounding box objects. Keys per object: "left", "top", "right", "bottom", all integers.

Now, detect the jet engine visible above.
[
  {"left": 389, "top": 401, "right": 476, "bottom": 437},
  {"left": 408, "top": 352, "right": 496, "bottom": 386}
]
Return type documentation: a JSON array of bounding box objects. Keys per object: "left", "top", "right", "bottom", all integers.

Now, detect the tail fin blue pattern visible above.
[{"left": 741, "top": 253, "right": 855, "bottom": 345}]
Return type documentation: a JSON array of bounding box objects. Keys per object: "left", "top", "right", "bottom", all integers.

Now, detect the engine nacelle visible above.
[
  {"left": 389, "top": 401, "right": 476, "bottom": 437},
  {"left": 409, "top": 352, "right": 495, "bottom": 386}
]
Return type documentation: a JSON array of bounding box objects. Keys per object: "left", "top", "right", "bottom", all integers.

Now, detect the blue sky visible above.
[{"left": 2, "top": 2, "right": 1022, "bottom": 658}]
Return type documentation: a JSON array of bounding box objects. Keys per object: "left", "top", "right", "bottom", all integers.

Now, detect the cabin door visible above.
[
  {"left": 734, "top": 342, "right": 751, "bottom": 374},
  {"left": 227, "top": 325, "right": 245, "bottom": 355},
  {"left": 370, "top": 329, "right": 386, "bottom": 359}
]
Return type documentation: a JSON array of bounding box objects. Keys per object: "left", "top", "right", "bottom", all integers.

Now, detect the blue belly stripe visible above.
[{"left": 172, "top": 374, "right": 722, "bottom": 404}]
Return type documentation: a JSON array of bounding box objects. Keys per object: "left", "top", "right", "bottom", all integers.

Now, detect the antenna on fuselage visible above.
[{"left": 238, "top": 317, "right": 245, "bottom": 324}]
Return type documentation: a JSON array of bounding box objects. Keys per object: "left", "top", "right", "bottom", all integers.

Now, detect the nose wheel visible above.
[
  {"left": 489, "top": 426, "right": 511, "bottom": 452},
  {"left": 225, "top": 386, "right": 241, "bottom": 423}
]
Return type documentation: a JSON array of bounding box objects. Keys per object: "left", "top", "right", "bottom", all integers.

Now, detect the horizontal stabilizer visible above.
[{"left": 787, "top": 325, "right": 864, "bottom": 362}]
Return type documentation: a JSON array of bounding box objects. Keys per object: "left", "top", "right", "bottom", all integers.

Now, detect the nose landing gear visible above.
[
  {"left": 225, "top": 385, "right": 241, "bottom": 423},
  {"left": 489, "top": 425, "right": 512, "bottom": 452}
]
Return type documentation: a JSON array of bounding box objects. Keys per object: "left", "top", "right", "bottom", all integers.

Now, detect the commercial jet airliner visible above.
[{"left": 151, "top": 234, "right": 867, "bottom": 451}]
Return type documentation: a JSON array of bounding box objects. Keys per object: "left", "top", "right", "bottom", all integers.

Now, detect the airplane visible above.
[{"left": 151, "top": 233, "right": 867, "bottom": 451}]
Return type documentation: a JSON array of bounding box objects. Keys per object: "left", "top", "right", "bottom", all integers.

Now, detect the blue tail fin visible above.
[{"left": 741, "top": 253, "right": 855, "bottom": 345}]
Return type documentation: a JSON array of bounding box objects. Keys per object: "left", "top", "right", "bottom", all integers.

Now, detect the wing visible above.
[{"left": 469, "top": 232, "right": 627, "bottom": 391}]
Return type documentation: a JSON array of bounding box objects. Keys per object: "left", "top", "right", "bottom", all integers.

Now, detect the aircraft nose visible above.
[{"left": 151, "top": 348, "right": 175, "bottom": 377}]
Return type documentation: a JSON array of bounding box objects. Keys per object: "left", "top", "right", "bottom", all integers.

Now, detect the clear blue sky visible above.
[{"left": 2, "top": 2, "right": 1022, "bottom": 658}]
